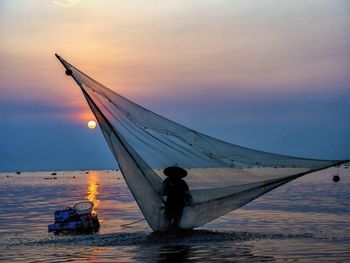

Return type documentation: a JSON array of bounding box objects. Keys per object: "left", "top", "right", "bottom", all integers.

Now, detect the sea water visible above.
[{"left": 0, "top": 167, "right": 349, "bottom": 262}]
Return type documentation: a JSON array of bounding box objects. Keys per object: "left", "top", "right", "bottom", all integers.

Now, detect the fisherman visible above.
[{"left": 163, "top": 166, "right": 192, "bottom": 229}]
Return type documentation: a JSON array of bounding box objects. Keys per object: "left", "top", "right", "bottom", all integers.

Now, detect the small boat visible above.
[{"left": 48, "top": 201, "right": 100, "bottom": 234}]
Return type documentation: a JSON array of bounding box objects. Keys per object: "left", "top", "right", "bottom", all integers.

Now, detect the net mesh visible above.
[{"left": 56, "top": 54, "right": 347, "bottom": 230}]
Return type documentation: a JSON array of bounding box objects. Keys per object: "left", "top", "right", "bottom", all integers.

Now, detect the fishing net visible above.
[{"left": 56, "top": 54, "right": 347, "bottom": 231}]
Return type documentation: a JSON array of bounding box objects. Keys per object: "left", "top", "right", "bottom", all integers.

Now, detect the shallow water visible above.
[{"left": 0, "top": 167, "right": 349, "bottom": 262}]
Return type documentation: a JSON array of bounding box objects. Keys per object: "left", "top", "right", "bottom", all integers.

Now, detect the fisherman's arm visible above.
[{"left": 182, "top": 181, "right": 193, "bottom": 206}]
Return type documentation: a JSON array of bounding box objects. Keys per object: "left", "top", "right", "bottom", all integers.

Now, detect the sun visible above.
[{"left": 88, "top": 120, "right": 97, "bottom": 129}]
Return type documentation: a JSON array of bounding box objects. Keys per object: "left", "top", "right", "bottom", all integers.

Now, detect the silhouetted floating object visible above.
[
  {"left": 6, "top": 175, "right": 9, "bottom": 177},
  {"left": 85, "top": 171, "right": 89, "bottom": 174},
  {"left": 44, "top": 177, "right": 50, "bottom": 180},
  {"left": 116, "top": 169, "right": 119, "bottom": 171},
  {"left": 65, "top": 69, "right": 72, "bottom": 76},
  {"left": 72, "top": 176, "right": 76, "bottom": 179},
  {"left": 51, "top": 172, "right": 57, "bottom": 176},
  {"left": 16, "top": 171, "right": 21, "bottom": 175},
  {"left": 333, "top": 175, "right": 340, "bottom": 182},
  {"left": 53, "top": 177, "right": 57, "bottom": 180}
]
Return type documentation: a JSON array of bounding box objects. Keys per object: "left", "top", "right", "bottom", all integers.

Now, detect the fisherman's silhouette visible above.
[{"left": 163, "top": 166, "right": 192, "bottom": 229}]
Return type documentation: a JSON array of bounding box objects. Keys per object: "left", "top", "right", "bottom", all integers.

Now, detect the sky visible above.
[{"left": 0, "top": 0, "right": 349, "bottom": 171}]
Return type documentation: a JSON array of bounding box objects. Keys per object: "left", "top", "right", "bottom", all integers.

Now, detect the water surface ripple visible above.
[{"left": 0, "top": 167, "right": 349, "bottom": 262}]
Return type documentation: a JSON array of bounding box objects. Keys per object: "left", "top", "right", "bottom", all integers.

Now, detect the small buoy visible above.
[
  {"left": 51, "top": 172, "right": 57, "bottom": 176},
  {"left": 333, "top": 175, "right": 340, "bottom": 183},
  {"left": 72, "top": 176, "right": 76, "bottom": 179},
  {"left": 65, "top": 69, "right": 73, "bottom": 76},
  {"left": 85, "top": 171, "right": 89, "bottom": 174},
  {"left": 16, "top": 171, "right": 21, "bottom": 175}
]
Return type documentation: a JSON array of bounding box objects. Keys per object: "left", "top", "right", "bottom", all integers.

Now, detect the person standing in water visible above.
[{"left": 163, "top": 166, "right": 192, "bottom": 229}]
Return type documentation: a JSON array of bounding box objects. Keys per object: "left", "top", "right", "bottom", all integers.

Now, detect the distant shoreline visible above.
[{"left": 0, "top": 168, "right": 119, "bottom": 173}]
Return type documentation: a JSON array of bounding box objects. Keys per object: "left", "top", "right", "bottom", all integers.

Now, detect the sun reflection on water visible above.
[{"left": 86, "top": 171, "right": 100, "bottom": 213}]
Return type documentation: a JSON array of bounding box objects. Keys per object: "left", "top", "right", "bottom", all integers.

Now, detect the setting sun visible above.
[{"left": 88, "top": 120, "right": 97, "bottom": 129}]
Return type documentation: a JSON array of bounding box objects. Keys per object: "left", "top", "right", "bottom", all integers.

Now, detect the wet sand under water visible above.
[{"left": 0, "top": 167, "right": 349, "bottom": 262}]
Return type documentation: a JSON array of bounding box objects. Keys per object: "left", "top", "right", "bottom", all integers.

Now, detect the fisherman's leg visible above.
[
  {"left": 164, "top": 208, "right": 172, "bottom": 225},
  {"left": 164, "top": 203, "right": 176, "bottom": 228},
  {"left": 172, "top": 206, "right": 184, "bottom": 229}
]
